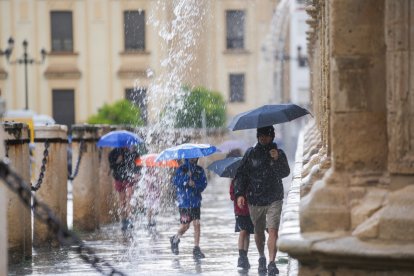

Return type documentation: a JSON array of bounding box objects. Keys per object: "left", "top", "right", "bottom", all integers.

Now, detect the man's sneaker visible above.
[
  {"left": 237, "top": 255, "right": 251, "bottom": 269},
  {"left": 170, "top": 236, "right": 180, "bottom": 255},
  {"left": 193, "top": 246, "right": 205, "bottom": 259},
  {"left": 258, "top": 256, "right": 267, "bottom": 273},
  {"left": 267, "top": 261, "right": 279, "bottom": 275}
]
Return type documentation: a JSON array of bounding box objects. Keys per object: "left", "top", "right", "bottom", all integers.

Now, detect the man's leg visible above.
[
  {"left": 265, "top": 200, "right": 283, "bottom": 275},
  {"left": 254, "top": 230, "right": 266, "bottom": 256},
  {"left": 249, "top": 205, "right": 267, "bottom": 273},
  {"left": 267, "top": 228, "right": 278, "bottom": 262}
]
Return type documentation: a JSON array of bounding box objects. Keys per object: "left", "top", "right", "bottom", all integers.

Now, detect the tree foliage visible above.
[
  {"left": 87, "top": 99, "right": 144, "bottom": 126},
  {"left": 174, "top": 86, "right": 226, "bottom": 128}
]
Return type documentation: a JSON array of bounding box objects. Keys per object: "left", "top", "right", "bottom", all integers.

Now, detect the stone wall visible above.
[{"left": 279, "top": 0, "right": 414, "bottom": 274}]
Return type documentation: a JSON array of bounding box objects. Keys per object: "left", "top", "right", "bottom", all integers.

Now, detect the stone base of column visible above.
[{"left": 279, "top": 128, "right": 414, "bottom": 275}]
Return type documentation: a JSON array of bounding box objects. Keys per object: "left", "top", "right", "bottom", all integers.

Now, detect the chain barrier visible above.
[
  {"left": 31, "top": 141, "right": 50, "bottom": 191},
  {"left": 68, "top": 140, "right": 85, "bottom": 181},
  {"left": 0, "top": 160, "right": 126, "bottom": 276}
]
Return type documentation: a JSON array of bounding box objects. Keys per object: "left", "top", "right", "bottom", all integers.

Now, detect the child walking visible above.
[
  {"left": 170, "top": 158, "right": 208, "bottom": 259},
  {"left": 230, "top": 177, "right": 254, "bottom": 269}
]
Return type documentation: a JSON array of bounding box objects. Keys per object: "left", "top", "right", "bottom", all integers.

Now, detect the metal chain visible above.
[
  {"left": 5, "top": 143, "right": 9, "bottom": 157},
  {"left": 68, "top": 140, "right": 85, "bottom": 181},
  {"left": 0, "top": 160, "right": 126, "bottom": 276},
  {"left": 31, "top": 141, "right": 50, "bottom": 191}
]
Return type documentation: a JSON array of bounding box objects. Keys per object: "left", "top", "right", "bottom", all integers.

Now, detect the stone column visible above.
[
  {"left": 362, "top": 0, "right": 414, "bottom": 243},
  {"left": 0, "top": 99, "right": 8, "bottom": 276},
  {"left": 32, "top": 125, "right": 68, "bottom": 247},
  {"left": 300, "top": 0, "right": 388, "bottom": 233},
  {"left": 280, "top": 0, "right": 414, "bottom": 274},
  {"left": 71, "top": 125, "right": 100, "bottom": 231},
  {"left": 2, "top": 122, "right": 32, "bottom": 263},
  {"left": 98, "top": 126, "right": 118, "bottom": 224}
]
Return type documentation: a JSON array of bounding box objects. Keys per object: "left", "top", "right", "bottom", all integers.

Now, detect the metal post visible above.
[{"left": 23, "top": 40, "right": 29, "bottom": 110}]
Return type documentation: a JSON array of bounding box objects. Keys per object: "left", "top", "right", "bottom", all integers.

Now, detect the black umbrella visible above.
[
  {"left": 228, "top": 104, "right": 310, "bottom": 131},
  {"left": 207, "top": 157, "right": 242, "bottom": 178}
]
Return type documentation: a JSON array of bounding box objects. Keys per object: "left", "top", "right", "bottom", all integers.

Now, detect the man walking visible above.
[{"left": 234, "top": 125, "right": 290, "bottom": 275}]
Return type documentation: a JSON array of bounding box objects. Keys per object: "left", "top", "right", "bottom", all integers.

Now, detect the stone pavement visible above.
[{"left": 9, "top": 174, "right": 295, "bottom": 276}]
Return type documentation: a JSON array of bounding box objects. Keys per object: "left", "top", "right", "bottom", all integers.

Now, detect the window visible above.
[
  {"left": 51, "top": 11, "right": 73, "bottom": 52},
  {"left": 125, "top": 87, "right": 147, "bottom": 124},
  {"left": 226, "top": 10, "right": 245, "bottom": 49},
  {"left": 124, "top": 11, "right": 146, "bottom": 51},
  {"left": 52, "top": 89, "right": 75, "bottom": 127},
  {"left": 229, "top": 74, "right": 245, "bottom": 102}
]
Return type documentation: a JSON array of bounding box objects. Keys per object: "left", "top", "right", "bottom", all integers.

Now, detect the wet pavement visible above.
[{"left": 8, "top": 175, "right": 291, "bottom": 276}]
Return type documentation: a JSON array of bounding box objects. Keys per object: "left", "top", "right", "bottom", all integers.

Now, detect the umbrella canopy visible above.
[
  {"left": 207, "top": 157, "right": 242, "bottom": 178},
  {"left": 217, "top": 140, "right": 249, "bottom": 153},
  {"left": 228, "top": 104, "right": 310, "bottom": 131},
  {"left": 97, "top": 130, "right": 144, "bottom": 148},
  {"left": 135, "top": 153, "right": 179, "bottom": 168},
  {"left": 155, "top": 143, "right": 218, "bottom": 162}
]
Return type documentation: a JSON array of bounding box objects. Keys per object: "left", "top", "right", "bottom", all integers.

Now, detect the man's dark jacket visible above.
[
  {"left": 234, "top": 142, "right": 290, "bottom": 206},
  {"left": 108, "top": 148, "right": 140, "bottom": 182}
]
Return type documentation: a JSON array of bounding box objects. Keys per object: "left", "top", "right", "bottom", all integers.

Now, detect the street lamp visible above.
[
  {"left": 0, "top": 37, "right": 14, "bottom": 60},
  {"left": 0, "top": 37, "right": 47, "bottom": 110}
]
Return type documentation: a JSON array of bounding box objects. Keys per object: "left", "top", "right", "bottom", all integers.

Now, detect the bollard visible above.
[
  {"left": 71, "top": 125, "right": 100, "bottom": 231},
  {"left": 32, "top": 125, "right": 68, "bottom": 247},
  {"left": 2, "top": 122, "right": 32, "bottom": 263},
  {"left": 0, "top": 98, "right": 8, "bottom": 276},
  {"left": 98, "top": 126, "right": 118, "bottom": 224}
]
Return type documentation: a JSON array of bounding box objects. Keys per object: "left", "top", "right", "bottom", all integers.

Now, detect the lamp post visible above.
[{"left": 0, "top": 37, "right": 47, "bottom": 110}]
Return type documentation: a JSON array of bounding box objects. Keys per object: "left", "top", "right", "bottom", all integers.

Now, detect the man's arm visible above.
[{"left": 273, "top": 149, "right": 290, "bottom": 178}]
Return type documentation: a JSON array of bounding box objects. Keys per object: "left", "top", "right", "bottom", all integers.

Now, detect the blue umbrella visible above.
[
  {"left": 228, "top": 104, "right": 310, "bottom": 131},
  {"left": 155, "top": 143, "right": 218, "bottom": 162},
  {"left": 97, "top": 130, "right": 144, "bottom": 148},
  {"left": 207, "top": 157, "right": 242, "bottom": 178}
]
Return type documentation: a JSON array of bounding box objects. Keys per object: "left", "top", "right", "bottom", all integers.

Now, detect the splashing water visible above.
[
  {"left": 125, "top": 0, "right": 208, "bottom": 261},
  {"left": 143, "top": 0, "right": 207, "bottom": 149}
]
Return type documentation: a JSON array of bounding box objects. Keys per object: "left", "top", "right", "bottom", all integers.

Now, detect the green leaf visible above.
[
  {"left": 87, "top": 100, "right": 145, "bottom": 126},
  {"left": 174, "top": 86, "right": 226, "bottom": 128}
]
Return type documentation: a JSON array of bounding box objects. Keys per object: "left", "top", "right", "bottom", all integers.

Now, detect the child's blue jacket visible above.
[{"left": 173, "top": 163, "right": 207, "bottom": 208}]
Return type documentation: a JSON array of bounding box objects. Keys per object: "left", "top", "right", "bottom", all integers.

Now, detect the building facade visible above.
[{"left": 0, "top": 0, "right": 279, "bottom": 128}]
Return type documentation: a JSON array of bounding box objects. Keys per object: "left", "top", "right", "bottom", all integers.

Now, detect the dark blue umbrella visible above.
[
  {"left": 207, "top": 157, "right": 242, "bottom": 178},
  {"left": 97, "top": 130, "right": 144, "bottom": 148},
  {"left": 155, "top": 143, "right": 218, "bottom": 162},
  {"left": 228, "top": 104, "right": 310, "bottom": 131}
]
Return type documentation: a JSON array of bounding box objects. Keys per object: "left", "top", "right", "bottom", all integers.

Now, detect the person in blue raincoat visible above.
[{"left": 169, "top": 158, "right": 207, "bottom": 259}]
